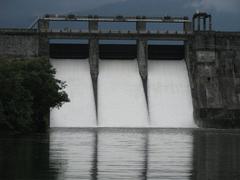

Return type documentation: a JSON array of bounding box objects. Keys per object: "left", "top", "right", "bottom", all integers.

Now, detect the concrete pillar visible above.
[
  {"left": 136, "top": 21, "right": 148, "bottom": 76},
  {"left": 89, "top": 39, "right": 99, "bottom": 78},
  {"left": 209, "top": 15, "right": 212, "bottom": 31},
  {"left": 38, "top": 35, "right": 49, "bottom": 57},
  {"left": 136, "top": 21, "right": 148, "bottom": 109},
  {"left": 184, "top": 22, "right": 192, "bottom": 32},
  {"left": 37, "top": 19, "right": 49, "bottom": 57},
  {"left": 137, "top": 38, "right": 148, "bottom": 109},
  {"left": 192, "top": 18, "right": 195, "bottom": 31},
  {"left": 136, "top": 20, "right": 147, "bottom": 78},
  {"left": 203, "top": 17, "right": 206, "bottom": 31},
  {"left": 89, "top": 20, "right": 98, "bottom": 32},
  {"left": 88, "top": 20, "right": 99, "bottom": 77},
  {"left": 89, "top": 40, "right": 98, "bottom": 118},
  {"left": 136, "top": 21, "right": 146, "bottom": 32},
  {"left": 38, "top": 19, "right": 49, "bottom": 32},
  {"left": 197, "top": 17, "right": 201, "bottom": 31},
  {"left": 89, "top": 20, "right": 99, "bottom": 119},
  {"left": 137, "top": 39, "right": 148, "bottom": 79}
]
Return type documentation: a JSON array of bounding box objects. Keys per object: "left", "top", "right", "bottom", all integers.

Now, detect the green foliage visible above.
[{"left": 0, "top": 58, "right": 69, "bottom": 133}]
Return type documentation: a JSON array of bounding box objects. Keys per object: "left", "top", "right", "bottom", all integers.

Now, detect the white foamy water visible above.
[
  {"left": 50, "top": 59, "right": 96, "bottom": 127},
  {"left": 98, "top": 60, "right": 149, "bottom": 127},
  {"left": 148, "top": 60, "right": 196, "bottom": 128}
]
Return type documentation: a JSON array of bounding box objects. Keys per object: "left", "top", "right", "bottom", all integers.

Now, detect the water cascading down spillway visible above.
[
  {"left": 50, "top": 58, "right": 195, "bottom": 128},
  {"left": 50, "top": 59, "right": 97, "bottom": 127},
  {"left": 98, "top": 60, "right": 149, "bottom": 127},
  {"left": 148, "top": 60, "right": 195, "bottom": 128}
]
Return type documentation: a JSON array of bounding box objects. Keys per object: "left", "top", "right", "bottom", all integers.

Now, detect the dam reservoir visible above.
[{"left": 1, "top": 13, "right": 240, "bottom": 179}]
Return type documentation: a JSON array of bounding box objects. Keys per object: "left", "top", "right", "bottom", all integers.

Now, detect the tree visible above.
[{"left": 0, "top": 58, "right": 69, "bottom": 133}]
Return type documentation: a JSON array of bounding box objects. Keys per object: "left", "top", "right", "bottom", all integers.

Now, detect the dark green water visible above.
[{"left": 0, "top": 128, "right": 240, "bottom": 180}]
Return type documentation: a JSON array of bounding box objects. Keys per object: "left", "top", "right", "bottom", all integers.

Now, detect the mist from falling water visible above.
[
  {"left": 148, "top": 60, "right": 196, "bottom": 128},
  {"left": 98, "top": 60, "right": 149, "bottom": 127},
  {"left": 50, "top": 59, "right": 96, "bottom": 127}
]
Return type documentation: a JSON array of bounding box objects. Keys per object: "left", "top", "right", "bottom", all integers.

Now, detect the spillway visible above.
[
  {"left": 98, "top": 60, "right": 149, "bottom": 127},
  {"left": 148, "top": 60, "right": 195, "bottom": 128},
  {"left": 50, "top": 59, "right": 96, "bottom": 127},
  {"left": 50, "top": 58, "right": 195, "bottom": 128}
]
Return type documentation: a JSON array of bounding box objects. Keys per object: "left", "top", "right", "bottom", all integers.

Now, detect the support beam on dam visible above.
[
  {"left": 136, "top": 21, "right": 148, "bottom": 79},
  {"left": 38, "top": 19, "right": 50, "bottom": 57},
  {"left": 89, "top": 20, "right": 99, "bottom": 119},
  {"left": 136, "top": 21, "right": 148, "bottom": 108},
  {"left": 1, "top": 12, "right": 240, "bottom": 128}
]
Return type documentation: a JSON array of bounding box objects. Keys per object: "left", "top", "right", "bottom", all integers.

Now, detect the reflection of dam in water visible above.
[
  {"left": 50, "top": 57, "right": 195, "bottom": 128},
  {"left": 49, "top": 129, "right": 193, "bottom": 179}
]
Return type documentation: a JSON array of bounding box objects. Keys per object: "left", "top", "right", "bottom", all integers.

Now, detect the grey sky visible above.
[
  {"left": 0, "top": 0, "right": 239, "bottom": 30},
  {"left": 190, "top": 0, "right": 240, "bottom": 13}
]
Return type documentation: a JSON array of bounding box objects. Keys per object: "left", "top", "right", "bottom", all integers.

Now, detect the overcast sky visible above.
[{"left": 0, "top": 0, "right": 239, "bottom": 30}]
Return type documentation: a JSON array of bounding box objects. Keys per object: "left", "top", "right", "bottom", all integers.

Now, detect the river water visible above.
[{"left": 1, "top": 128, "right": 240, "bottom": 180}]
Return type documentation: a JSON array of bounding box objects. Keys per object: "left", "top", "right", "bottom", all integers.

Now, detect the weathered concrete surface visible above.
[
  {"left": 187, "top": 32, "right": 240, "bottom": 128},
  {"left": 0, "top": 34, "right": 39, "bottom": 57},
  {"left": 38, "top": 34, "right": 49, "bottom": 57},
  {"left": 137, "top": 39, "right": 148, "bottom": 79}
]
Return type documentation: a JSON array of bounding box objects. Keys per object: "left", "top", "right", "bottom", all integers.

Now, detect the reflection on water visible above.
[
  {"left": 0, "top": 129, "right": 240, "bottom": 180},
  {"left": 50, "top": 130, "right": 96, "bottom": 179},
  {"left": 0, "top": 134, "right": 59, "bottom": 180},
  {"left": 193, "top": 130, "right": 240, "bottom": 180},
  {"left": 148, "top": 131, "right": 193, "bottom": 179}
]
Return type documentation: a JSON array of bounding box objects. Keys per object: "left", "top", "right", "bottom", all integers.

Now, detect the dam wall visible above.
[
  {"left": 1, "top": 14, "right": 240, "bottom": 128},
  {"left": 0, "top": 30, "right": 39, "bottom": 57},
  {"left": 187, "top": 32, "right": 240, "bottom": 128}
]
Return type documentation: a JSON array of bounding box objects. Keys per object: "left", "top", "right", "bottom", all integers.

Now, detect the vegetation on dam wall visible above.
[{"left": 0, "top": 58, "right": 69, "bottom": 133}]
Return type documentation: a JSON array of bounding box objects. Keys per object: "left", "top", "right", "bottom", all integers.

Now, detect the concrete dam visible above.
[{"left": 1, "top": 12, "right": 240, "bottom": 128}]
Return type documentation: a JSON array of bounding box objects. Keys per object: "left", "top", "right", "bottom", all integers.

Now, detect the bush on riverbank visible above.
[{"left": 0, "top": 58, "right": 69, "bottom": 133}]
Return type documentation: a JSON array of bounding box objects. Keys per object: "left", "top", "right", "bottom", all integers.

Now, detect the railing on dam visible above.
[
  {"left": 32, "top": 14, "right": 193, "bottom": 41},
  {"left": 47, "top": 30, "right": 191, "bottom": 40},
  {"left": 0, "top": 28, "right": 192, "bottom": 40}
]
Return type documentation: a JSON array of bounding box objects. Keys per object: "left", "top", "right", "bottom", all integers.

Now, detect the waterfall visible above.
[
  {"left": 148, "top": 60, "right": 195, "bottom": 128},
  {"left": 98, "top": 60, "right": 149, "bottom": 127},
  {"left": 50, "top": 59, "right": 195, "bottom": 128},
  {"left": 50, "top": 59, "right": 96, "bottom": 127}
]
